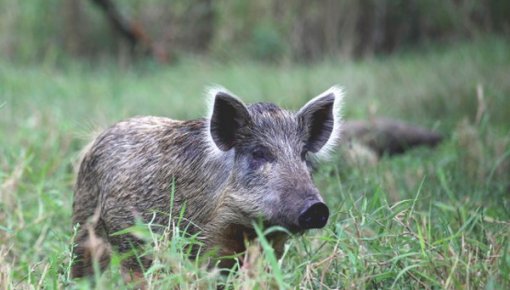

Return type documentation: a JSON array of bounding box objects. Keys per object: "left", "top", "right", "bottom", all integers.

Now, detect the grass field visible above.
[{"left": 1, "top": 36, "right": 509, "bottom": 289}]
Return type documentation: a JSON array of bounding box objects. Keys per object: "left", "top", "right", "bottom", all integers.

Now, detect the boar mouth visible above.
[
  {"left": 259, "top": 220, "right": 302, "bottom": 236},
  {"left": 261, "top": 201, "right": 330, "bottom": 235}
]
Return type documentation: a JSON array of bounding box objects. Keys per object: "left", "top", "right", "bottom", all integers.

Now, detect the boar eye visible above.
[{"left": 250, "top": 147, "right": 273, "bottom": 168}]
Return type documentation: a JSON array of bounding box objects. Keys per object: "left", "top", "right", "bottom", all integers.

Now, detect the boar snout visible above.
[{"left": 298, "top": 201, "right": 329, "bottom": 229}]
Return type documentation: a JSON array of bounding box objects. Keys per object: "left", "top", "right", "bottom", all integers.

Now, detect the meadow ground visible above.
[{"left": 0, "top": 37, "right": 509, "bottom": 289}]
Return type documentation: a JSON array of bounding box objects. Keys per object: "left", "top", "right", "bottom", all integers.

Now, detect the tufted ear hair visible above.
[
  {"left": 208, "top": 88, "right": 251, "bottom": 151},
  {"left": 297, "top": 86, "right": 344, "bottom": 158}
]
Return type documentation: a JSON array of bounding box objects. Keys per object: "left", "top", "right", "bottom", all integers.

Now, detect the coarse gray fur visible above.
[{"left": 71, "top": 86, "right": 344, "bottom": 278}]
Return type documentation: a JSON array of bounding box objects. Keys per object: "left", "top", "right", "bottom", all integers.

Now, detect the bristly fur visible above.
[
  {"left": 71, "top": 84, "right": 344, "bottom": 279},
  {"left": 300, "top": 85, "right": 344, "bottom": 160}
]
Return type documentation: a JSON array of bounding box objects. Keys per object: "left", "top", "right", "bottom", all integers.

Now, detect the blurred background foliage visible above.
[{"left": 1, "top": 0, "right": 509, "bottom": 64}]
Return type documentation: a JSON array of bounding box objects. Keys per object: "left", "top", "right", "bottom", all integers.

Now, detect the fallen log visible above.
[{"left": 342, "top": 118, "right": 443, "bottom": 156}]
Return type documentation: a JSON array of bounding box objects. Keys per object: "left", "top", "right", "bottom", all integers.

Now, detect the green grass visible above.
[{"left": 1, "top": 37, "right": 509, "bottom": 289}]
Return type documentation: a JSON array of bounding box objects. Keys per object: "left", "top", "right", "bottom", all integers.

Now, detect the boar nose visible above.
[{"left": 298, "top": 202, "right": 329, "bottom": 229}]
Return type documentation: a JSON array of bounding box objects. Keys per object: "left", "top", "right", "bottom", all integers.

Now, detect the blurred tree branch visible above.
[{"left": 90, "top": 0, "right": 169, "bottom": 62}]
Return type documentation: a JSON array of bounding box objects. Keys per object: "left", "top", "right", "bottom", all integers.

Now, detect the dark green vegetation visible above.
[
  {"left": 1, "top": 0, "right": 510, "bottom": 63},
  {"left": 1, "top": 37, "right": 509, "bottom": 289}
]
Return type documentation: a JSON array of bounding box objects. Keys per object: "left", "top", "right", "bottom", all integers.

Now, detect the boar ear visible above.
[
  {"left": 208, "top": 88, "right": 251, "bottom": 151},
  {"left": 297, "top": 86, "right": 344, "bottom": 158}
]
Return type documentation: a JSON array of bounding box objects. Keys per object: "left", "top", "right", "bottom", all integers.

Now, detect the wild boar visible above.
[{"left": 71, "top": 86, "right": 343, "bottom": 278}]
